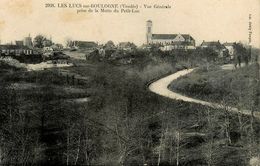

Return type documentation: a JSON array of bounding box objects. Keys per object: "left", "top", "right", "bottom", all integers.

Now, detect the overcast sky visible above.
[{"left": 0, "top": 0, "right": 259, "bottom": 47}]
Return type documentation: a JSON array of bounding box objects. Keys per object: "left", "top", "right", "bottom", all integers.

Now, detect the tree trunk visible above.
[
  {"left": 84, "top": 127, "right": 89, "bottom": 165},
  {"left": 169, "top": 133, "right": 173, "bottom": 165},
  {"left": 237, "top": 112, "right": 243, "bottom": 140},
  {"left": 206, "top": 109, "right": 213, "bottom": 166},
  {"left": 224, "top": 111, "right": 231, "bottom": 145},
  {"left": 176, "top": 131, "right": 180, "bottom": 166},
  {"left": 119, "top": 147, "right": 127, "bottom": 166},
  {"left": 157, "top": 130, "right": 164, "bottom": 166},
  {"left": 74, "top": 134, "right": 81, "bottom": 165},
  {"left": 66, "top": 129, "right": 70, "bottom": 166}
]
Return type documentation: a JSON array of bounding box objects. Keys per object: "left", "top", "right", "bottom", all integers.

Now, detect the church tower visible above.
[
  {"left": 24, "top": 34, "right": 33, "bottom": 48},
  {"left": 146, "top": 20, "right": 153, "bottom": 44}
]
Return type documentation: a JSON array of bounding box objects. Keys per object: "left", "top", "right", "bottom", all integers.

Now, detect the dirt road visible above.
[{"left": 149, "top": 65, "right": 260, "bottom": 119}]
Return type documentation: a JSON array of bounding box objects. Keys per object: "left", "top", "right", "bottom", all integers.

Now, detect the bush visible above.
[{"left": 0, "top": 56, "right": 26, "bottom": 70}]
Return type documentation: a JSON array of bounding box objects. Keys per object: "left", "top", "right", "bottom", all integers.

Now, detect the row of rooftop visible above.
[
  {"left": 0, "top": 38, "right": 239, "bottom": 59},
  {"left": 0, "top": 19, "right": 244, "bottom": 59}
]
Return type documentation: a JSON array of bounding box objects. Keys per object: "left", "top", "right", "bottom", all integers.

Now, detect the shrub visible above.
[{"left": 0, "top": 56, "right": 26, "bottom": 70}]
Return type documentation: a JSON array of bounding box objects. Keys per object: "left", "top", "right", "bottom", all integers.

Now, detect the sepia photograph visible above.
[{"left": 0, "top": 0, "right": 259, "bottom": 165}]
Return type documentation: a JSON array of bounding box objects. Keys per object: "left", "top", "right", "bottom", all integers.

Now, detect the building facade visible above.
[
  {"left": 223, "top": 42, "right": 235, "bottom": 59},
  {"left": 15, "top": 41, "right": 24, "bottom": 46},
  {"left": 146, "top": 20, "right": 196, "bottom": 51},
  {"left": 0, "top": 45, "right": 34, "bottom": 56}
]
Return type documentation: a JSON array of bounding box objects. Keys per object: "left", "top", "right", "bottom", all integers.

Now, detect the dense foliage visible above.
[{"left": 0, "top": 48, "right": 259, "bottom": 165}]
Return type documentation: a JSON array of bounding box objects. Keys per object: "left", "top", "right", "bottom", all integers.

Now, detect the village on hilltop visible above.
[{"left": 0, "top": 20, "right": 251, "bottom": 66}]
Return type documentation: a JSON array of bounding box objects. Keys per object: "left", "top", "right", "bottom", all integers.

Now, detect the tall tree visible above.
[
  {"left": 104, "top": 40, "right": 115, "bottom": 49},
  {"left": 33, "top": 35, "right": 46, "bottom": 48},
  {"left": 233, "top": 43, "right": 248, "bottom": 67}
]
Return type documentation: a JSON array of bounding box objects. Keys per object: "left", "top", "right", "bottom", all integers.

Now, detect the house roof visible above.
[
  {"left": 152, "top": 34, "right": 194, "bottom": 41},
  {"left": 201, "top": 41, "right": 219, "bottom": 46},
  {"left": 74, "top": 41, "right": 97, "bottom": 44},
  {"left": 223, "top": 42, "right": 235, "bottom": 46},
  {"left": 73, "top": 41, "right": 98, "bottom": 48},
  {"left": 118, "top": 42, "right": 129, "bottom": 45},
  {"left": 201, "top": 41, "right": 225, "bottom": 49},
  {"left": 118, "top": 42, "right": 136, "bottom": 48},
  {"left": 15, "top": 41, "right": 24, "bottom": 45}
]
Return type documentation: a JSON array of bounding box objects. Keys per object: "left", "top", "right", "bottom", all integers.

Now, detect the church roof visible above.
[
  {"left": 152, "top": 34, "right": 194, "bottom": 40},
  {"left": 182, "top": 34, "right": 195, "bottom": 40},
  {"left": 152, "top": 34, "right": 177, "bottom": 40},
  {"left": 223, "top": 42, "right": 235, "bottom": 46}
]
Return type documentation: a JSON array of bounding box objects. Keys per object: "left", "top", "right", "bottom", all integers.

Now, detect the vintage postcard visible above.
[{"left": 0, "top": 0, "right": 259, "bottom": 165}]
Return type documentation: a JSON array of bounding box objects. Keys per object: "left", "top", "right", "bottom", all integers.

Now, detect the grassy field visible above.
[
  {"left": 169, "top": 64, "right": 259, "bottom": 109},
  {"left": 0, "top": 54, "right": 260, "bottom": 165}
]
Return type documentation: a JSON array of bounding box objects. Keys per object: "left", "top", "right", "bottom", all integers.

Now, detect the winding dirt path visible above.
[{"left": 149, "top": 65, "right": 260, "bottom": 119}]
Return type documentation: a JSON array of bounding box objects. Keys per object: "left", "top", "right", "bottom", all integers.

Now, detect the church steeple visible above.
[{"left": 146, "top": 20, "right": 153, "bottom": 44}]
